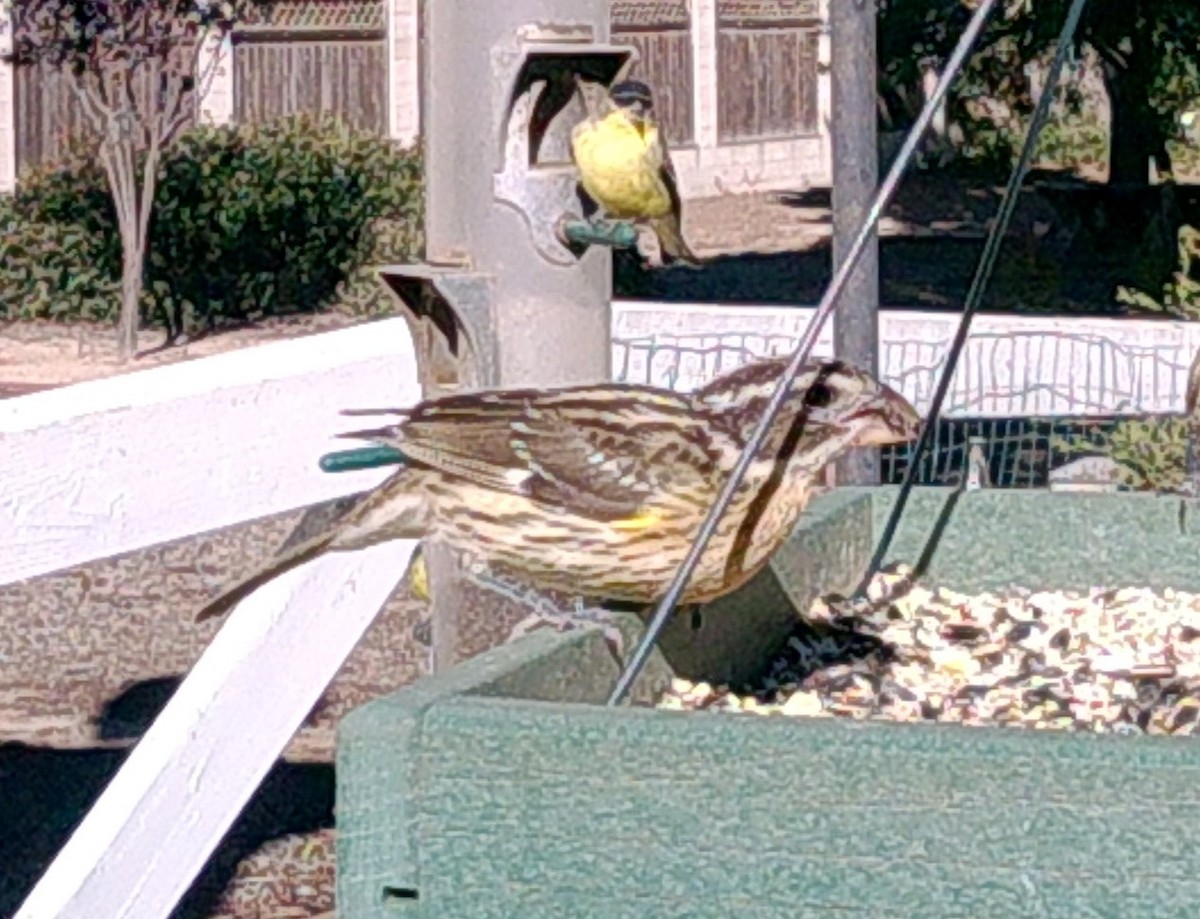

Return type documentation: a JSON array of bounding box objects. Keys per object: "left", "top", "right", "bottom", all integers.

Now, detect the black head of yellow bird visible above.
[
  {"left": 570, "top": 77, "right": 701, "bottom": 267},
  {"left": 193, "top": 356, "right": 920, "bottom": 624}
]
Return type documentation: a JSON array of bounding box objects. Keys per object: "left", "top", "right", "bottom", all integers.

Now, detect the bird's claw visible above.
[
  {"left": 467, "top": 567, "right": 625, "bottom": 660},
  {"left": 506, "top": 606, "right": 626, "bottom": 662}
]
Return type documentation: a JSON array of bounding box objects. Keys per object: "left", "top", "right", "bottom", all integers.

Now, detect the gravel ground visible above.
[
  {"left": 0, "top": 503, "right": 431, "bottom": 918},
  {"left": 661, "top": 566, "right": 1200, "bottom": 737}
]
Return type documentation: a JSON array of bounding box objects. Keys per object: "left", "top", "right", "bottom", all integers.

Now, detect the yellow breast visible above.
[{"left": 572, "top": 113, "right": 672, "bottom": 219}]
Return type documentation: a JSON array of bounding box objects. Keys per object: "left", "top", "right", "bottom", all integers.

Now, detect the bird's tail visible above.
[
  {"left": 650, "top": 215, "right": 704, "bottom": 268},
  {"left": 193, "top": 532, "right": 337, "bottom": 623}
]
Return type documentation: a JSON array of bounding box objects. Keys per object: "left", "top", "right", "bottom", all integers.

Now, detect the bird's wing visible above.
[
  {"left": 509, "top": 397, "right": 719, "bottom": 519},
  {"left": 341, "top": 389, "right": 718, "bottom": 521},
  {"left": 341, "top": 393, "right": 538, "bottom": 493},
  {"left": 655, "top": 128, "right": 685, "bottom": 220},
  {"left": 1187, "top": 347, "right": 1200, "bottom": 419}
]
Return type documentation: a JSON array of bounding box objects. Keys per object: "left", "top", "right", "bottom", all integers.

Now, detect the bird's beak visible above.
[
  {"left": 629, "top": 107, "right": 647, "bottom": 136},
  {"left": 846, "top": 383, "right": 922, "bottom": 447}
]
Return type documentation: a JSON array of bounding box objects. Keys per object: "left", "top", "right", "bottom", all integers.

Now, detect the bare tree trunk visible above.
[
  {"left": 1104, "top": 58, "right": 1171, "bottom": 188},
  {"left": 117, "top": 241, "right": 143, "bottom": 359},
  {"left": 1096, "top": 1, "right": 1172, "bottom": 189},
  {"left": 131, "top": 142, "right": 162, "bottom": 347},
  {"left": 99, "top": 133, "right": 134, "bottom": 360},
  {"left": 102, "top": 133, "right": 157, "bottom": 362}
]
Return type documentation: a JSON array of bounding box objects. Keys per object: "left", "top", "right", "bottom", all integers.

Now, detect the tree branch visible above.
[{"left": 68, "top": 72, "right": 114, "bottom": 139}]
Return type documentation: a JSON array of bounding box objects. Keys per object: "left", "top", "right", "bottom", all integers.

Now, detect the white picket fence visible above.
[
  {"left": 6, "top": 301, "right": 1198, "bottom": 919},
  {"left": 614, "top": 302, "right": 1200, "bottom": 416}
]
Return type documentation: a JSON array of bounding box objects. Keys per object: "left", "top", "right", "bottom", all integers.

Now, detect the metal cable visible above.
[
  {"left": 863, "top": 0, "right": 1091, "bottom": 580},
  {"left": 606, "top": 0, "right": 1004, "bottom": 706}
]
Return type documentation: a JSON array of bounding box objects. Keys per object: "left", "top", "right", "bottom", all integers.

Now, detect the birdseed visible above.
[{"left": 657, "top": 565, "right": 1200, "bottom": 737}]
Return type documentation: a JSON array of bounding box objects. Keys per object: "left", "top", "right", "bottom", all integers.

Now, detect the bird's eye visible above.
[{"left": 804, "top": 381, "right": 835, "bottom": 408}]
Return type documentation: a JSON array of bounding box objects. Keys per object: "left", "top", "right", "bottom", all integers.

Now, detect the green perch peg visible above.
[
  {"left": 558, "top": 216, "right": 640, "bottom": 250},
  {"left": 319, "top": 445, "right": 406, "bottom": 474}
]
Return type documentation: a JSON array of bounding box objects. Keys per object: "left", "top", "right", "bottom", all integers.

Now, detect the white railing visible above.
[
  {"left": 613, "top": 302, "right": 1200, "bottom": 417},
  {"left": 7, "top": 302, "right": 1198, "bottom": 919},
  {"left": 1, "top": 318, "right": 421, "bottom": 586}
]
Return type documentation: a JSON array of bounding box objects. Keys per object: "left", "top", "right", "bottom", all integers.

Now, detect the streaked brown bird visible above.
[
  {"left": 194, "top": 357, "right": 920, "bottom": 624},
  {"left": 1185, "top": 344, "right": 1200, "bottom": 495}
]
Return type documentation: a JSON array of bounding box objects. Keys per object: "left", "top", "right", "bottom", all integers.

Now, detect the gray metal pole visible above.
[
  {"left": 380, "top": 0, "right": 633, "bottom": 669},
  {"left": 830, "top": 0, "right": 881, "bottom": 485}
]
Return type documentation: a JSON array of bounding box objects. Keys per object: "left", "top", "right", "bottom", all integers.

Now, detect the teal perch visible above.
[
  {"left": 319, "top": 445, "right": 406, "bottom": 474},
  {"left": 558, "top": 216, "right": 639, "bottom": 250}
]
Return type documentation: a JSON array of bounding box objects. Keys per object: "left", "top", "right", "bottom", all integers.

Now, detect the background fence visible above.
[
  {"left": 612, "top": 0, "right": 695, "bottom": 145},
  {"left": 715, "top": 0, "right": 822, "bottom": 141},
  {"left": 231, "top": 0, "right": 388, "bottom": 134},
  {"left": 5, "top": 0, "right": 833, "bottom": 195}
]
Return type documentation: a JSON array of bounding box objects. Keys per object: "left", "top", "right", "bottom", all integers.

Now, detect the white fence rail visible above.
[
  {"left": 7, "top": 301, "right": 1199, "bottom": 919},
  {"left": 0, "top": 319, "right": 420, "bottom": 587},
  {"left": 13, "top": 541, "right": 411, "bottom": 919}
]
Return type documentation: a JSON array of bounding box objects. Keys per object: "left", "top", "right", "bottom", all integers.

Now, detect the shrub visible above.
[
  {"left": 149, "top": 114, "right": 423, "bottom": 334},
  {"left": 0, "top": 145, "right": 119, "bottom": 321},
  {"left": 0, "top": 114, "right": 423, "bottom": 333},
  {"left": 1115, "top": 223, "right": 1200, "bottom": 319},
  {"left": 0, "top": 192, "right": 120, "bottom": 322},
  {"left": 1054, "top": 416, "right": 1190, "bottom": 492}
]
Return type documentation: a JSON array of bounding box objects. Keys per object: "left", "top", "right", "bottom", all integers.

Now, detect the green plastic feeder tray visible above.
[{"left": 337, "top": 487, "right": 1200, "bottom": 918}]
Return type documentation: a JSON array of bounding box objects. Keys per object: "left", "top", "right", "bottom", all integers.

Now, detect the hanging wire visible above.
[
  {"left": 606, "top": 0, "right": 1004, "bottom": 707},
  {"left": 863, "top": 0, "right": 1091, "bottom": 581}
]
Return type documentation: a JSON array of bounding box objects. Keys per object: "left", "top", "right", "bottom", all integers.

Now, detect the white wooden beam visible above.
[
  {"left": 817, "top": 0, "right": 833, "bottom": 177},
  {"left": 14, "top": 539, "right": 416, "bottom": 919},
  {"left": 0, "top": 318, "right": 420, "bottom": 587},
  {"left": 196, "top": 26, "right": 234, "bottom": 126},
  {"left": 387, "top": 0, "right": 421, "bottom": 146}
]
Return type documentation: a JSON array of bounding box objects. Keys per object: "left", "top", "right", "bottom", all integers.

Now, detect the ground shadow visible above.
[
  {"left": 94, "top": 675, "right": 333, "bottom": 744},
  {"left": 0, "top": 742, "right": 334, "bottom": 918},
  {"left": 617, "top": 178, "right": 1200, "bottom": 314},
  {"left": 618, "top": 234, "right": 1119, "bottom": 312},
  {"left": 94, "top": 675, "right": 184, "bottom": 741}
]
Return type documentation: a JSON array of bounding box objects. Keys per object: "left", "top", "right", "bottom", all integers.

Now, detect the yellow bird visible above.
[{"left": 571, "top": 78, "right": 700, "bottom": 267}]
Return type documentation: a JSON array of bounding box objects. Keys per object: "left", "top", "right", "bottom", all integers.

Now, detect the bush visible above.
[
  {"left": 0, "top": 147, "right": 120, "bottom": 321},
  {"left": 1054, "top": 416, "right": 1190, "bottom": 492},
  {"left": 0, "top": 114, "right": 423, "bottom": 332},
  {"left": 1116, "top": 223, "right": 1200, "bottom": 319},
  {"left": 150, "top": 115, "right": 423, "bottom": 334},
  {"left": 0, "top": 192, "right": 120, "bottom": 322}
]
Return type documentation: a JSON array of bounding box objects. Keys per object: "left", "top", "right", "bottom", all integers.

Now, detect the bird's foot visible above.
[
  {"left": 506, "top": 602, "right": 627, "bottom": 661},
  {"left": 466, "top": 567, "right": 626, "bottom": 660}
]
